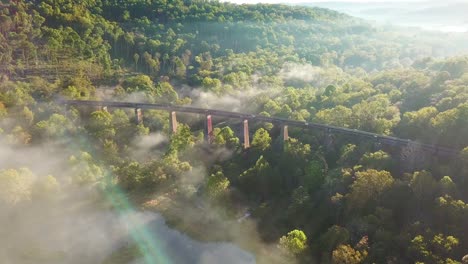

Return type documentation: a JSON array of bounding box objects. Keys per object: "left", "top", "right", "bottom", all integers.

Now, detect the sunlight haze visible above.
[{"left": 222, "top": 0, "right": 425, "bottom": 4}]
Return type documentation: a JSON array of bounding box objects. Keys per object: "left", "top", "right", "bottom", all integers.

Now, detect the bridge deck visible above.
[{"left": 61, "top": 99, "right": 460, "bottom": 157}]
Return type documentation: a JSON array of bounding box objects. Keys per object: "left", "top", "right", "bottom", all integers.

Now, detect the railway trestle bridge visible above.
[{"left": 62, "top": 100, "right": 461, "bottom": 170}]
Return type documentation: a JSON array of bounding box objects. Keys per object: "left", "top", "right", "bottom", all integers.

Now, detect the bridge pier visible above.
[
  {"left": 400, "top": 141, "right": 430, "bottom": 172},
  {"left": 373, "top": 138, "right": 382, "bottom": 152},
  {"left": 206, "top": 115, "right": 214, "bottom": 144},
  {"left": 281, "top": 125, "right": 289, "bottom": 141},
  {"left": 243, "top": 119, "right": 250, "bottom": 149},
  {"left": 135, "top": 108, "right": 143, "bottom": 124},
  {"left": 325, "top": 129, "right": 335, "bottom": 151},
  {"left": 169, "top": 111, "right": 177, "bottom": 133}
]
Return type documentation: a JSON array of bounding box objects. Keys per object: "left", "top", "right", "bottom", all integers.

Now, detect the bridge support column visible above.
[
  {"left": 373, "top": 138, "right": 382, "bottom": 152},
  {"left": 169, "top": 111, "right": 177, "bottom": 134},
  {"left": 243, "top": 119, "right": 250, "bottom": 149},
  {"left": 281, "top": 125, "right": 289, "bottom": 141},
  {"left": 400, "top": 142, "right": 429, "bottom": 172},
  {"left": 325, "top": 129, "right": 335, "bottom": 151},
  {"left": 135, "top": 108, "right": 143, "bottom": 124},
  {"left": 206, "top": 115, "right": 214, "bottom": 144}
]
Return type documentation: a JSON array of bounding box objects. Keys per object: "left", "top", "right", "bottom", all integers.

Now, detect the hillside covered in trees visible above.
[{"left": 1, "top": 0, "right": 468, "bottom": 263}]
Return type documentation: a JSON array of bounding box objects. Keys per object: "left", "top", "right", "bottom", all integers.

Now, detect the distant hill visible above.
[
  {"left": 300, "top": 0, "right": 468, "bottom": 32},
  {"left": 3, "top": 0, "right": 468, "bottom": 82}
]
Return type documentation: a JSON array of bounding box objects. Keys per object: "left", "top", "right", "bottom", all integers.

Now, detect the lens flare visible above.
[{"left": 103, "top": 177, "right": 172, "bottom": 264}]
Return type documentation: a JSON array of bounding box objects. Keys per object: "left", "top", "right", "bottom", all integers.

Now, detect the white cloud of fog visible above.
[
  {"left": 0, "top": 140, "right": 67, "bottom": 178},
  {"left": 224, "top": 0, "right": 424, "bottom": 2},
  {"left": 187, "top": 88, "right": 268, "bottom": 113},
  {"left": 129, "top": 132, "right": 168, "bottom": 161},
  {"left": 0, "top": 134, "right": 263, "bottom": 264},
  {"left": 177, "top": 145, "right": 235, "bottom": 190},
  {"left": 0, "top": 138, "right": 128, "bottom": 263},
  {"left": 279, "top": 62, "right": 345, "bottom": 87},
  {"left": 279, "top": 63, "right": 323, "bottom": 83},
  {"left": 198, "top": 244, "right": 255, "bottom": 264}
]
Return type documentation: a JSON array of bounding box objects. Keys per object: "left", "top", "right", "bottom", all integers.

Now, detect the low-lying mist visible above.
[
  {"left": 0, "top": 136, "right": 261, "bottom": 264},
  {"left": 0, "top": 123, "right": 296, "bottom": 264}
]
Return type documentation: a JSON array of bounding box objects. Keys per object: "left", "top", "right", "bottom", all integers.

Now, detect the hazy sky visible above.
[{"left": 222, "top": 0, "right": 424, "bottom": 3}]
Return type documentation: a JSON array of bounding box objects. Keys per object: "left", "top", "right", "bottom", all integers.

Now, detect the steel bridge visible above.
[{"left": 61, "top": 99, "right": 461, "bottom": 158}]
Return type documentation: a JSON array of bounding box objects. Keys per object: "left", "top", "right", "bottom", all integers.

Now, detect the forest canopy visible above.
[{"left": 1, "top": 0, "right": 467, "bottom": 263}]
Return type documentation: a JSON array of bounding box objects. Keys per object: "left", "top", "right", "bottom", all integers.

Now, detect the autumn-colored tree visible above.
[{"left": 331, "top": 244, "right": 367, "bottom": 264}]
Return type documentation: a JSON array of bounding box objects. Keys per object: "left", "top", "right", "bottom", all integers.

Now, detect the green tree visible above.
[
  {"left": 167, "top": 124, "right": 196, "bottom": 155},
  {"left": 111, "top": 109, "right": 132, "bottom": 144},
  {"left": 338, "top": 144, "right": 358, "bottom": 166},
  {"left": 213, "top": 126, "right": 240, "bottom": 148},
  {"left": 86, "top": 110, "right": 116, "bottom": 140},
  {"left": 410, "top": 234, "right": 460, "bottom": 263},
  {"left": 251, "top": 128, "right": 271, "bottom": 151},
  {"left": 347, "top": 169, "right": 394, "bottom": 211},
  {"left": 351, "top": 96, "right": 400, "bottom": 134},
  {"left": 319, "top": 225, "right": 350, "bottom": 255},
  {"left": 206, "top": 171, "right": 230, "bottom": 200},
  {"left": 7, "top": 125, "right": 32, "bottom": 145},
  {"left": 315, "top": 106, "right": 353, "bottom": 128},
  {"left": 122, "top": 74, "right": 154, "bottom": 92},
  {"left": 288, "top": 186, "right": 310, "bottom": 212},
  {"left": 410, "top": 170, "right": 437, "bottom": 208},
  {"left": 69, "top": 152, "right": 104, "bottom": 184},
  {"left": 201, "top": 77, "right": 222, "bottom": 93},
  {"left": 359, "top": 150, "right": 392, "bottom": 170},
  {"left": 278, "top": 229, "right": 308, "bottom": 256},
  {"left": 35, "top": 114, "right": 73, "bottom": 139},
  {"left": 114, "top": 161, "right": 145, "bottom": 190},
  {"left": 431, "top": 103, "right": 468, "bottom": 147},
  {"left": 133, "top": 53, "right": 140, "bottom": 70},
  {"left": 156, "top": 81, "right": 178, "bottom": 102},
  {"left": 439, "top": 176, "right": 457, "bottom": 197},
  {"left": 174, "top": 57, "right": 186, "bottom": 79},
  {"left": 19, "top": 106, "right": 34, "bottom": 126},
  {"left": 239, "top": 155, "right": 277, "bottom": 198},
  {"left": 398, "top": 106, "right": 438, "bottom": 140},
  {"left": 432, "top": 234, "right": 459, "bottom": 255},
  {"left": 0, "top": 168, "right": 34, "bottom": 206}
]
